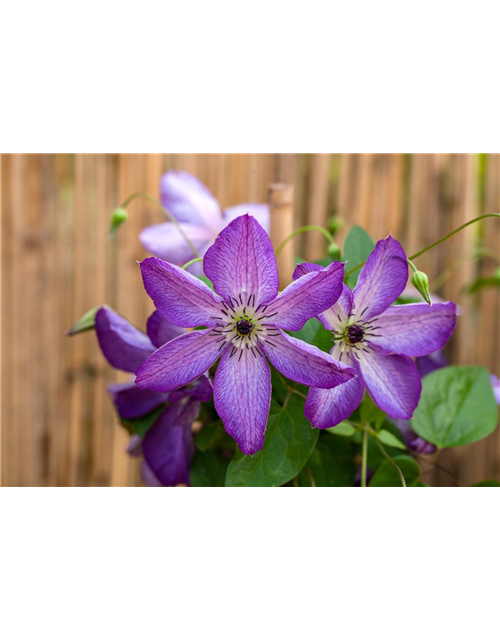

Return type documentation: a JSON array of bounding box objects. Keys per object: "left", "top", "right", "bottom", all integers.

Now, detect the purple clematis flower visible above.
[
  {"left": 293, "top": 236, "right": 458, "bottom": 428},
  {"left": 135, "top": 214, "right": 356, "bottom": 455},
  {"left": 139, "top": 170, "right": 270, "bottom": 274},
  {"left": 94, "top": 306, "right": 212, "bottom": 486}
]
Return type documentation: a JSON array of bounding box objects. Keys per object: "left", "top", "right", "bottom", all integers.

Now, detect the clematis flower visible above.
[
  {"left": 293, "top": 236, "right": 457, "bottom": 428},
  {"left": 139, "top": 170, "right": 270, "bottom": 273},
  {"left": 135, "top": 214, "right": 356, "bottom": 455},
  {"left": 94, "top": 306, "right": 212, "bottom": 486}
]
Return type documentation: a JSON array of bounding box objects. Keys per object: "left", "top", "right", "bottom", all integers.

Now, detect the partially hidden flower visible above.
[
  {"left": 94, "top": 306, "right": 212, "bottom": 486},
  {"left": 135, "top": 214, "right": 356, "bottom": 455},
  {"left": 139, "top": 170, "right": 270, "bottom": 273},
  {"left": 293, "top": 236, "right": 458, "bottom": 428}
]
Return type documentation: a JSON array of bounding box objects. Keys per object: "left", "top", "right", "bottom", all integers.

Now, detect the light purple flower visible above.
[
  {"left": 139, "top": 170, "right": 270, "bottom": 274},
  {"left": 294, "top": 236, "right": 458, "bottom": 428},
  {"left": 491, "top": 374, "right": 500, "bottom": 405},
  {"left": 94, "top": 306, "right": 212, "bottom": 486},
  {"left": 135, "top": 215, "right": 356, "bottom": 455}
]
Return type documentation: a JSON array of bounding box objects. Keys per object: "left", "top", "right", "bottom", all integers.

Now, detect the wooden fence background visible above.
[{"left": 1, "top": 154, "right": 499, "bottom": 487}]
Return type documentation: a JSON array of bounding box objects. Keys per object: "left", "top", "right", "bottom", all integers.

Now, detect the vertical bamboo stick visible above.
[
  {"left": 306, "top": 154, "right": 331, "bottom": 261},
  {"left": 269, "top": 183, "right": 294, "bottom": 288}
]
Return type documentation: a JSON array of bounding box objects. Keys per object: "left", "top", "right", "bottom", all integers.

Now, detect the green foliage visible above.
[
  {"left": 378, "top": 429, "right": 407, "bottom": 450},
  {"left": 366, "top": 421, "right": 406, "bottom": 470},
  {"left": 411, "top": 366, "right": 499, "bottom": 448},
  {"left": 369, "top": 455, "right": 420, "bottom": 487},
  {"left": 120, "top": 406, "right": 165, "bottom": 439},
  {"left": 299, "top": 433, "right": 355, "bottom": 487},
  {"left": 225, "top": 397, "right": 318, "bottom": 487},
  {"left": 190, "top": 450, "right": 229, "bottom": 487},
  {"left": 196, "top": 274, "right": 215, "bottom": 291},
  {"left": 326, "top": 422, "right": 356, "bottom": 437},
  {"left": 342, "top": 226, "right": 375, "bottom": 288},
  {"left": 360, "top": 396, "right": 386, "bottom": 429},
  {"left": 471, "top": 480, "right": 500, "bottom": 487},
  {"left": 289, "top": 317, "right": 332, "bottom": 354}
]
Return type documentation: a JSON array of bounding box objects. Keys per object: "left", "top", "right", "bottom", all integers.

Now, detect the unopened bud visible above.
[
  {"left": 328, "top": 216, "right": 343, "bottom": 235},
  {"left": 66, "top": 305, "right": 101, "bottom": 336},
  {"left": 109, "top": 207, "right": 128, "bottom": 238},
  {"left": 327, "top": 242, "right": 341, "bottom": 260},
  {"left": 411, "top": 270, "right": 432, "bottom": 306}
]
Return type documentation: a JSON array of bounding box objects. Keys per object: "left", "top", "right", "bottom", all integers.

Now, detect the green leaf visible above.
[
  {"left": 343, "top": 226, "right": 375, "bottom": 288},
  {"left": 225, "top": 397, "right": 318, "bottom": 487},
  {"left": 300, "top": 433, "right": 355, "bottom": 487},
  {"left": 378, "top": 429, "right": 407, "bottom": 450},
  {"left": 369, "top": 455, "right": 420, "bottom": 487},
  {"left": 468, "top": 275, "right": 500, "bottom": 294},
  {"left": 190, "top": 451, "right": 229, "bottom": 487},
  {"left": 120, "top": 406, "right": 165, "bottom": 439},
  {"left": 326, "top": 422, "right": 356, "bottom": 437},
  {"left": 360, "top": 395, "right": 386, "bottom": 428},
  {"left": 289, "top": 317, "right": 332, "bottom": 354},
  {"left": 195, "top": 423, "right": 223, "bottom": 452},
  {"left": 471, "top": 480, "right": 500, "bottom": 487},
  {"left": 411, "top": 366, "right": 499, "bottom": 448},
  {"left": 366, "top": 421, "right": 406, "bottom": 470},
  {"left": 66, "top": 305, "right": 102, "bottom": 335},
  {"left": 196, "top": 274, "right": 214, "bottom": 291}
]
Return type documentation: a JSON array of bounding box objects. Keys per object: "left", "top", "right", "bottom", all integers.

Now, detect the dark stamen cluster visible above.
[
  {"left": 347, "top": 325, "right": 364, "bottom": 344},
  {"left": 236, "top": 319, "right": 254, "bottom": 336}
]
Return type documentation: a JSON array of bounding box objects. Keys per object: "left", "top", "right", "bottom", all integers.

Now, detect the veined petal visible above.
[
  {"left": 214, "top": 345, "right": 271, "bottom": 455},
  {"left": 370, "top": 302, "right": 457, "bottom": 357},
  {"left": 223, "top": 203, "right": 270, "bottom": 234},
  {"left": 139, "top": 222, "right": 214, "bottom": 266},
  {"left": 168, "top": 373, "right": 213, "bottom": 403},
  {"left": 135, "top": 329, "right": 226, "bottom": 393},
  {"left": 108, "top": 381, "right": 168, "bottom": 419},
  {"left": 352, "top": 235, "right": 408, "bottom": 321},
  {"left": 146, "top": 310, "right": 186, "bottom": 348},
  {"left": 415, "top": 350, "right": 447, "bottom": 378},
  {"left": 140, "top": 257, "right": 223, "bottom": 328},
  {"left": 262, "top": 330, "right": 355, "bottom": 388},
  {"left": 95, "top": 307, "right": 154, "bottom": 373},
  {"left": 203, "top": 214, "right": 279, "bottom": 306},
  {"left": 358, "top": 344, "right": 421, "bottom": 419},
  {"left": 265, "top": 261, "right": 345, "bottom": 331},
  {"left": 305, "top": 347, "right": 364, "bottom": 428},
  {"left": 160, "top": 170, "right": 222, "bottom": 230},
  {"left": 142, "top": 400, "right": 198, "bottom": 486}
]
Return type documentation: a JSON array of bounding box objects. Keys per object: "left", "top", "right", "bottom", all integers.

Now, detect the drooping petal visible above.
[
  {"left": 203, "top": 214, "right": 279, "bottom": 306},
  {"left": 305, "top": 347, "right": 364, "bottom": 428},
  {"left": 213, "top": 345, "right": 271, "bottom": 455},
  {"left": 126, "top": 434, "right": 143, "bottom": 457},
  {"left": 168, "top": 373, "right": 213, "bottom": 403},
  {"left": 95, "top": 307, "right": 155, "bottom": 373},
  {"left": 108, "top": 380, "right": 168, "bottom": 419},
  {"left": 146, "top": 310, "right": 186, "bottom": 348},
  {"left": 141, "top": 462, "right": 164, "bottom": 487},
  {"left": 223, "top": 203, "right": 270, "bottom": 234},
  {"left": 292, "top": 262, "right": 323, "bottom": 279},
  {"left": 142, "top": 400, "right": 199, "bottom": 486},
  {"left": 352, "top": 235, "right": 408, "bottom": 321},
  {"left": 140, "top": 257, "right": 222, "bottom": 328},
  {"left": 358, "top": 344, "right": 421, "bottom": 419},
  {"left": 264, "top": 261, "right": 345, "bottom": 331},
  {"left": 370, "top": 302, "right": 457, "bottom": 357},
  {"left": 262, "top": 329, "right": 355, "bottom": 388},
  {"left": 415, "top": 350, "right": 447, "bottom": 378},
  {"left": 160, "top": 170, "right": 222, "bottom": 230},
  {"left": 135, "top": 329, "right": 226, "bottom": 393},
  {"left": 139, "top": 222, "right": 214, "bottom": 266}
]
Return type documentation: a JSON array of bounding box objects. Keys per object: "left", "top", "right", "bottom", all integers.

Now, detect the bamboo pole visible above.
[{"left": 269, "top": 183, "right": 294, "bottom": 288}]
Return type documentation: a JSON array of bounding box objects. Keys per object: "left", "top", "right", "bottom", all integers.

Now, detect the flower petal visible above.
[
  {"left": 305, "top": 348, "right": 364, "bottom": 428},
  {"left": 223, "top": 203, "right": 270, "bottom": 234},
  {"left": 139, "top": 222, "right": 214, "bottom": 266},
  {"left": 358, "top": 344, "right": 421, "bottom": 419},
  {"left": 108, "top": 381, "right": 168, "bottom": 419},
  {"left": 370, "top": 302, "right": 457, "bottom": 357},
  {"left": 262, "top": 329, "right": 355, "bottom": 388},
  {"left": 415, "top": 350, "right": 447, "bottom": 378},
  {"left": 146, "top": 310, "right": 186, "bottom": 348},
  {"left": 136, "top": 329, "right": 226, "bottom": 392},
  {"left": 140, "top": 257, "right": 222, "bottom": 328},
  {"left": 264, "top": 261, "right": 345, "bottom": 331},
  {"left": 203, "top": 214, "right": 279, "bottom": 306},
  {"left": 352, "top": 235, "right": 408, "bottom": 321},
  {"left": 142, "top": 400, "right": 198, "bottom": 486},
  {"left": 168, "top": 373, "right": 213, "bottom": 403},
  {"left": 214, "top": 345, "right": 271, "bottom": 455},
  {"left": 95, "top": 307, "right": 154, "bottom": 373},
  {"left": 141, "top": 462, "right": 164, "bottom": 487},
  {"left": 160, "top": 170, "right": 222, "bottom": 230}
]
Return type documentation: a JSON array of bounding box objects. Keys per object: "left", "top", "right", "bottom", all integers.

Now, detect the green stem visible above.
[
  {"left": 361, "top": 429, "right": 368, "bottom": 640},
  {"left": 376, "top": 438, "right": 407, "bottom": 640},
  {"left": 182, "top": 257, "right": 204, "bottom": 270},
  {"left": 345, "top": 213, "right": 500, "bottom": 278},
  {"left": 119, "top": 191, "right": 201, "bottom": 258},
  {"left": 407, "top": 259, "right": 418, "bottom": 273},
  {"left": 275, "top": 225, "right": 334, "bottom": 258}
]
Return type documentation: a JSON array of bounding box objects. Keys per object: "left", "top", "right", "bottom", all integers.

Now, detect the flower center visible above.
[
  {"left": 346, "top": 325, "right": 364, "bottom": 344},
  {"left": 236, "top": 318, "right": 254, "bottom": 336}
]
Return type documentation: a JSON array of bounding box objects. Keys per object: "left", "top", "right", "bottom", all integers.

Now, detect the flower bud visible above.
[
  {"left": 109, "top": 207, "right": 128, "bottom": 238},
  {"left": 327, "top": 242, "right": 341, "bottom": 260},
  {"left": 411, "top": 270, "right": 432, "bottom": 306},
  {"left": 327, "top": 216, "right": 343, "bottom": 235},
  {"left": 66, "top": 305, "right": 101, "bottom": 335}
]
